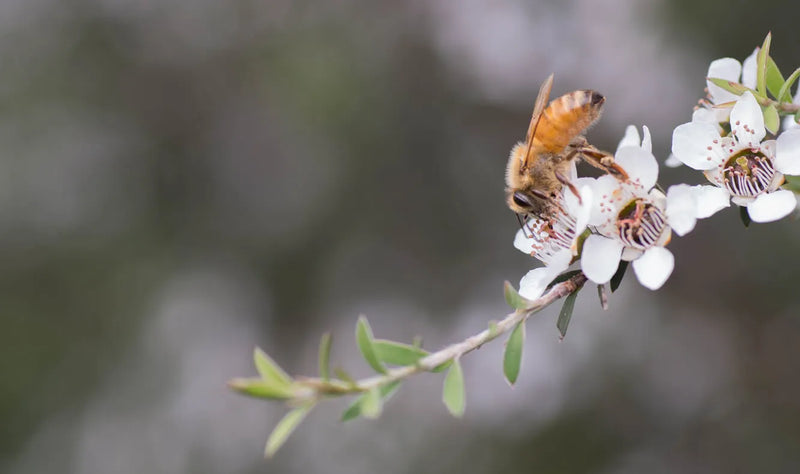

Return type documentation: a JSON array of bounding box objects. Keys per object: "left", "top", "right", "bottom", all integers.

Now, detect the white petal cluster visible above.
[
  {"left": 672, "top": 91, "right": 800, "bottom": 223},
  {"left": 513, "top": 38, "right": 800, "bottom": 298},
  {"left": 579, "top": 126, "right": 709, "bottom": 290}
]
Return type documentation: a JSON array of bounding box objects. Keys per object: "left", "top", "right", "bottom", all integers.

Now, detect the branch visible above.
[{"left": 335, "top": 271, "right": 587, "bottom": 394}]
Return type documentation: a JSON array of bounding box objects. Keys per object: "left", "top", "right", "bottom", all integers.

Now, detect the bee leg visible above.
[
  {"left": 554, "top": 171, "right": 582, "bottom": 204},
  {"left": 576, "top": 146, "right": 630, "bottom": 181}
]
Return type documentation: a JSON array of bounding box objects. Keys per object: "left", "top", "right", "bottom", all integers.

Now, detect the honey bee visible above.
[{"left": 505, "top": 74, "right": 626, "bottom": 222}]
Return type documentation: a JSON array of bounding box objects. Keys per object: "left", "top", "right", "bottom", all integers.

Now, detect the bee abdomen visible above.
[{"left": 534, "top": 90, "right": 604, "bottom": 153}]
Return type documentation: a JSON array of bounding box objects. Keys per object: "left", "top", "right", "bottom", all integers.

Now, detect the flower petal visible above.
[
  {"left": 615, "top": 146, "right": 659, "bottom": 190},
  {"left": 632, "top": 247, "right": 674, "bottom": 290},
  {"left": 775, "top": 128, "right": 800, "bottom": 175},
  {"left": 730, "top": 91, "right": 766, "bottom": 148},
  {"left": 692, "top": 107, "right": 719, "bottom": 124},
  {"left": 586, "top": 174, "right": 621, "bottom": 227},
  {"left": 664, "top": 154, "right": 683, "bottom": 168},
  {"left": 518, "top": 249, "right": 571, "bottom": 299},
  {"left": 707, "top": 57, "right": 742, "bottom": 104},
  {"left": 691, "top": 185, "right": 730, "bottom": 218},
  {"left": 671, "top": 122, "right": 725, "bottom": 170},
  {"left": 641, "top": 126, "right": 652, "bottom": 153},
  {"left": 513, "top": 227, "right": 536, "bottom": 254},
  {"left": 665, "top": 184, "right": 697, "bottom": 236},
  {"left": 616, "top": 125, "right": 641, "bottom": 153},
  {"left": 741, "top": 48, "right": 758, "bottom": 90},
  {"left": 746, "top": 189, "right": 796, "bottom": 223},
  {"left": 581, "top": 235, "right": 624, "bottom": 284}
]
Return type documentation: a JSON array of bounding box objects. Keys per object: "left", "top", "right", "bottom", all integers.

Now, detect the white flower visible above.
[
  {"left": 705, "top": 49, "right": 757, "bottom": 121},
  {"left": 580, "top": 126, "right": 701, "bottom": 290},
  {"left": 672, "top": 91, "right": 800, "bottom": 223},
  {"left": 782, "top": 86, "right": 800, "bottom": 132},
  {"left": 514, "top": 184, "right": 593, "bottom": 299}
]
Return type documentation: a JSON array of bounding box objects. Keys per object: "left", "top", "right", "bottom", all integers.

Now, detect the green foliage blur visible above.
[{"left": 3, "top": 1, "right": 800, "bottom": 473}]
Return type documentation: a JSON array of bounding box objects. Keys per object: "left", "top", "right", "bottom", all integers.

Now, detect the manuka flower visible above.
[
  {"left": 580, "top": 126, "right": 721, "bottom": 290},
  {"left": 513, "top": 182, "right": 593, "bottom": 299},
  {"left": 672, "top": 91, "right": 800, "bottom": 223},
  {"left": 704, "top": 48, "right": 757, "bottom": 121}
]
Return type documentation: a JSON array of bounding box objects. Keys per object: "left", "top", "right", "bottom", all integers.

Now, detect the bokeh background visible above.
[{"left": 3, "top": 1, "right": 800, "bottom": 473}]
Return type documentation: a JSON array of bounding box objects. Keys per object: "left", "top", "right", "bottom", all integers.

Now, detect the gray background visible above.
[{"left": 3, "top": 1, "right": 800, "bottom": 473}]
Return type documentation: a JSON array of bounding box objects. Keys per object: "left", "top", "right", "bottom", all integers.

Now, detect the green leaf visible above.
[
  {"left": 777, "top": 67, "right": 800, "bottom": 103},
  {"left": 372, "top": 339, "right": 429, "bottom": 366},
  {"left": 431, "top": 360, "right": 453, "bottom": 373},
  {"left": 610, "top": 261, "right": 628, "bottom": 292},
  {"left": 442, "top": 359, "right": 466, "bottom": 417},
  {"left": 265, "top": 404, "right": 313, "bottom": 458},
  {"left": 228, "top": 377, "right": 295, "bottom": 400},
  {"left": 756, "top": 33, "right": 772, "bottom": 96},
  {"left": 254, "top": 348, "right": 292, "bottom": 387},
  {"left": 318, "top": 333, "right": 332, "bottom": 381},
  {"left": 547, "top": 270, "right": 583, "bottom": 289},
  {"left": 503, "top": 322, "right": 525, "bottom": 385},
  {"left": 763, "top": 104, "right": 780, "bottom": 134},
  {"left": 356, "top": 316, "right": 387, "bottom": 374},
  {"left": 739, "top": 206, "right": 751, "bottom": 228},
  {"left": 766, "top": 56, "right": 785, "bottom": 99},
  {"left": 487, "top": 320, "right": 499, "bottom": 338},
  {"left": 360, "top": 387, "right": 383, "bottom": 419},
  {"left": 504, "top": 281, "right": 532, "bottom": 310},
  {"left": 334, "top": 368, "right": 356, "bottom": 386},
  {"left": 706, "top": 77, "right": 749, "bottom": 96},
  {"left": 341, "top": 381, "right": 401, "bottom": 421},
  {"left": 784, "top": 175, "right": 800, "bottom": 193},
  {"left": 795, "top": 109, "right": 800, "bottom": 125},
  {"left": 556, "top": 290, "right": 579, "bottom": 339}
]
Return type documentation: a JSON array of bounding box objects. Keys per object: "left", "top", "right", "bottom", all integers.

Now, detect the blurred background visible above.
[{"left": 3, "top": 0, "right": 800, "bottom": 473}]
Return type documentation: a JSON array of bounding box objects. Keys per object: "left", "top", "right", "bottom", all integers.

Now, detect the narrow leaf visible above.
[
  {"left": 610, "top": 261, "right": 628, "bottom": 292},
  {"left": 764, "top": 104, "right": 780, "bottom": 134},
  {"left": 766, "top": 56, "right": 785, "bottom": 99},
  {"left": 334, "top": 368, "right": 356, "bottom": 386},
  {"left": 228, "top": 377, "right": 294, "bottom": 400},
  {"left": 356, "top": 316, "right": 387, "bottom": 374},
  {"left": 360, "top": 387, "right": 383, "bottom": 419},
  {"left": 504, "top": 281, "right": 532, "bottom": 310},
  {"left": 373, "top": 339, "right": 429, "bottom": 366},
  {"left": 557, "top": 290, "right": 580, "bottom": 339},
  {"left": 503, "top": 322, "right": 525, "bottom": 385},
  {"left": 756, "top": 33, "right": 772, "bottom": 96},
  {"left": 706, "top": 78, "right": 748, "bottom": 96},
  {"left": 442, "top": 359, "right": 466, "bottom": 417},
  {"left": 546, "top": 270, "right": 583, "bottom": 290},
  {"left": 341, "top": 381, "right": 401, "bottom": 421},
  {"left": 431, "top": 360, "right": 453, "bottom": 373},
  {"left": 784, "top": 175, "right": 800, "bottom": 193},
  {"left": 487, "top": 320, "right": 499, "bottom": 339},
  {"left": 777, "top": 67, "right": 800, "bottom": 103},
  {"left": 254, "top": 348, "right": 292, "bottom": 387},
  {"left": 739, "top": 206, "right": 751, "bottom": 227},
  {"left": 596, "top": 284, "right": 609, "bottom": 310},
  {"left": 318, "top": 333, "right": 332, "bottom": 381},
  {"left": 265, "top": 405, "right": 313, "bottom": 458}
]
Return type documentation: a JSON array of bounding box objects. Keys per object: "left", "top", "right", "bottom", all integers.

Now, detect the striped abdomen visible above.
[{"left": 533, "top": 90, "right": 605, "bottom": 153}]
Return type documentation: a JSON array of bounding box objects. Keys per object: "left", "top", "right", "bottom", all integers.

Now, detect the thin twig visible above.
[{"left": 296, "top": 272, "right": 588, "bottom": 397}]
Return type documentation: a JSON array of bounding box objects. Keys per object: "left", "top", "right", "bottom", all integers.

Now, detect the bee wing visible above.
[{"left": 521, "top": 73, "right": 554, "bottom": 168}]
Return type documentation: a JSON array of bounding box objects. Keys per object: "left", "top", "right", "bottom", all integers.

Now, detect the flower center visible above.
[
  {"left": 722, "top": 151, "right": 775, "bottom": 197},
  {"left": 616, "top": 199, "right": 666, "bottom": 250},
  {"left": 525, "top": 211, "right": 578, "bottom": 264}
]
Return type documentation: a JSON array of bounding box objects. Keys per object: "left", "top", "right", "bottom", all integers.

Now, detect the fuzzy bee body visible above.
[{"left": 505, "top": 74, "right": 619, "bottom": 221}]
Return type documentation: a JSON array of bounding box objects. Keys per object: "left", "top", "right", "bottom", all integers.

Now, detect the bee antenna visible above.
[{"left": 516, "top": 213, "right": 534, "bottom": 239}]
